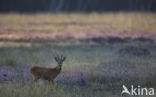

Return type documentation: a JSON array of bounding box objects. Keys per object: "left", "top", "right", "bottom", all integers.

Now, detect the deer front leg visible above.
[
  {"left": 48, "top": 80, "right": 56, "bottom": 91},
  {"left": 48, "top": 79, "right": 54, "bottom": 85}
]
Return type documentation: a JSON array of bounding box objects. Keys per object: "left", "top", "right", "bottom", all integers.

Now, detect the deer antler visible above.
[
  {"left": 55, "top": 55, "right": 66, "bottom": 62},
  {"left": 54, "top": 56, "right": 59, "bottom": 62},
  {"left": 62, "top": 56, "right": 66, "bottom": 61}
]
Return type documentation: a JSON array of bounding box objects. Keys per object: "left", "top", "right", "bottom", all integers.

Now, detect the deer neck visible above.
[{"left": 56, "top": 66, "right": 61, "bottom": 72}]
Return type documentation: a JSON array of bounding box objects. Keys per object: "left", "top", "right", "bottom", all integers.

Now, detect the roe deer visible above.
[{"left": 30, "top": 55, "right": 66, "bottom": 84}]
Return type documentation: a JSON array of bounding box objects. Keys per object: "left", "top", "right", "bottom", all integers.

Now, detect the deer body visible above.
[{"left": 30, "top": 55, "right": 66, "bottom": 84}]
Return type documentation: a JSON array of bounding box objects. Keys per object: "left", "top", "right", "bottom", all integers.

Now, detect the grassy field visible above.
[
  {"left": 0, "top": 12, "right": 156, "bottom": 42},
  {"left": 0, "top": 12, "right": 156, "bottom": 97}
]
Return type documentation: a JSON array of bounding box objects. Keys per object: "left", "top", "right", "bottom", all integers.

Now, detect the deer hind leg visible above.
[
  {"left": 33, "top": 76, "right": 39, "bottom": 83},
  {"left": 31, "top": 76, "right": 39, "bottom": 88}
]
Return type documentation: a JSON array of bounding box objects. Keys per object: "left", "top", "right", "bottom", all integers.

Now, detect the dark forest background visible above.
[{"left": 0, "top": 0, "right": 156, "bottom": 13}]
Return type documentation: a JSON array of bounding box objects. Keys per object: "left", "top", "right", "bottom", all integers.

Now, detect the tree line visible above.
[{"left": 0, "top": 0, "right": 155, "bottom": 13}]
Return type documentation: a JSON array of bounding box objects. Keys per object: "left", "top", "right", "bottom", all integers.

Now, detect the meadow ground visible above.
[{"left": 0, "top": 12, "right": 156, "bottom": 97}]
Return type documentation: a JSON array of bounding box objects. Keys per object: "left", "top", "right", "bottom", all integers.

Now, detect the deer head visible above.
[{"left": 54, "top": 55, "right": 66, "bottom": 68}]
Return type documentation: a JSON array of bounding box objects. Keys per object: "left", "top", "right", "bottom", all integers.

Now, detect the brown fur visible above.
[
  {"left": 30, "top": 66, "right": 61, "bottom": 84},
  {"left": 30, "top": 55, "right": 66, "bottom": 84}
]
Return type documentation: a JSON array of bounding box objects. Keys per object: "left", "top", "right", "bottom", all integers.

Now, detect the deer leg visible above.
[
  {"left": 48, "top": 79, "right": 54, "bottom": 84},
  {"left": 48, "top": 80, "right": 57, "bottom": 90},
  {"left": 33, "top": 76, "right": 39, "bottom": 83},
  {"left": 31, "top": 76, "right": 39, "bottom": 88}
]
